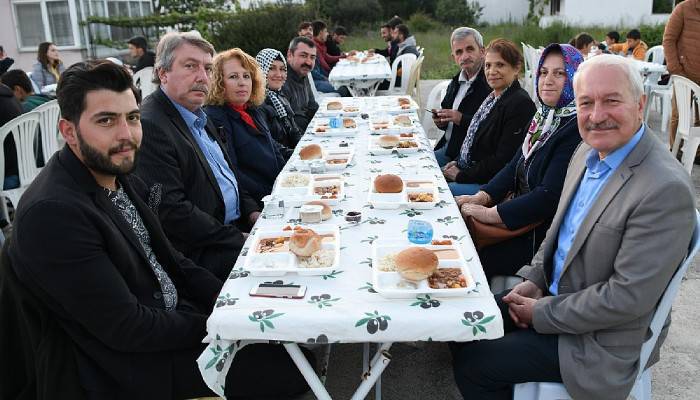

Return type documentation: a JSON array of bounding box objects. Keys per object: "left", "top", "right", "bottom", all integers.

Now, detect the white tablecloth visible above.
[
  {"left": 329, "top": 57, "right": 392, "bottom": 96},
  {"left": 197, "top": 96, "right": 503, "bottom": 396}
]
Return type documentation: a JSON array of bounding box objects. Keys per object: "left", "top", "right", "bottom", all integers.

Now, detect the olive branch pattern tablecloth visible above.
[{"left": 197, "top": 96, "right": 504, "bottom": 396}]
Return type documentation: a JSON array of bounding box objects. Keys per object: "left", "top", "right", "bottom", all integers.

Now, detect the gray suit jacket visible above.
[{"left": 518, "top": 128, "right": 695, "bottom": 400}]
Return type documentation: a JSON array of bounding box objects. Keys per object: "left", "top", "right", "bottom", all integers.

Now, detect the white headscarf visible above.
[{"left": 255, "top": 48, "right": 288, "bottom": 118}]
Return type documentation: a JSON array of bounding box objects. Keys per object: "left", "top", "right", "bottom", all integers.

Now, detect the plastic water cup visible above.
[{"left": 407, "top": 220, "right": 433, "bottom": 244}]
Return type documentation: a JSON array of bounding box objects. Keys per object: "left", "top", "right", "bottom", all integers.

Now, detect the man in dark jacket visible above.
[
  {"left": 326, "top": 26, "right": 347, "bottom": 57},
  {"left": 127, "top": 36, "right": 155, "bottom": 73},
  {"left": 282, "top": 36, "right": 319, "bottom": 131},
  {"left": 0, "top": 69, "right": 51, "bottom": 112},
  {"left": 0, "top": 82, "right": 21, "bottom": 192},
  {"left": 433, "top": 27, "right": 490, "bottom": 166},
  {"left": 1, "top": 59, "right": 311, "bottom": 400},
  {"left": 0, "top": 45, "right": 14, "bottom": 75},
  {"left": 135, "top": 32, "right": 261, "bottom": 280}
]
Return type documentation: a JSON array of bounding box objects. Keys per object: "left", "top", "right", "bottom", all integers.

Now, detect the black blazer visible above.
[
  {"left": 204, "top": 104, "right": 286, "bottom": 204},
  {"left": 2, "top": 147, "right": 222, "bottom": 399},
  {"left": 433, "top": 68, "right": 491, "bottom": 160},
  {"left": 482, "top": 114, "right": 582, "bottom": 251},
  {"left": 136, "top": 88, "right": 260, "bottom": 279},
  {"left": 455, "top": 80, "right": 537, "bottom": 184}
]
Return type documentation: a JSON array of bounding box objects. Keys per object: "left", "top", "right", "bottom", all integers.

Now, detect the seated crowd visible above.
[{"left": 0, "top": 15, "right": 696, "bottom": 400}]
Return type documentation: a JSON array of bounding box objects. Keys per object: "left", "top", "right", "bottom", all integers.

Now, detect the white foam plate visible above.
[
  {"left": 367, "top": 175, "right": 439, "bottom": 210},
  {"left": 312, "top": 117, "right": 360, "bottom": 136},
  {"left": 371, "top": 241, "right": 475, "bottom": 298},
  {"left": 367, "top": 134, "right": 423, "bottom": 155},
  {"left": 245, "top": 224, "right": 340, "bottom": 276}
]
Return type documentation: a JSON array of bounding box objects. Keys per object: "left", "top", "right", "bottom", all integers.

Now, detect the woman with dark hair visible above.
[
  {"left": 255, "top": 48, "right": 303, "bottom": 159},
  {"left": 204, "top": 48, "right": 285, "bottom": 205},
  {"left": 30, "top": 42, "right": 65, "bottom": 89},
  {"left": 442, "top": 38, "right": 536, "bottom": 196},
  {"left": 457, "top": 43, "right": 584, "bottom": 279}
]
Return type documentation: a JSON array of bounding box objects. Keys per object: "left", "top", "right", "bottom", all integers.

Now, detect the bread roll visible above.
[
  {"left": 327, "top": 101, "right": 342, "bottom": 110},
  {"left": 289, "top": 228, "right": 322, "bottom": 257},
  {"left": 378, "top": 135, "right": 399, "bottom": 149},
  {"left": 395, "top": 247, "right": 438, "bottom": 281},
  {"left": 343, "top": 118, "right": 356, "bottom": 129},
  {"left": 305, "top": 200, "right": 332, "bottom": 220},
  {"left": 374, "top": 174, "right": 403, "bottom": 193},
  {"left": 299, "top": 144, "right": 322, "bottom": 160}
]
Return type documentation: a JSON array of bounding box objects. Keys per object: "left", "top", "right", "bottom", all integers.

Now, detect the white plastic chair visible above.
[
  {"left": 0, "top": 112, "right": 41, "bottom": 220},
  {"left": 33, "top": 100, "right": 61, "bottom": 163},
  {"left": 307, "top": 72, "right": 340, "bottom": 101},
  {"left": 132, "top": 67, "right": 158, "bottom": 98},
  {"left": 645, "top": 45, "right": 665, "bottom": 65},
  {"left": 514, "top": 210, "right": 700, "bottom": 400},
  {"left": 670, "top": 75, "right": 700, "bottom": 174},
  {"left": 421, "top": 79, "right": 450, "bottom": 145},
  {"left": 376, "top": 53, "right": 417, "bottom": 96},
  {"left": 644, "top": 76, "right": 673, "bottom": 135},
  {"left": 25, "top": 71, "right": 41, "bottom": 95},
  {"left": 405, "top": 55, "right": 424, "bottom": 105}
]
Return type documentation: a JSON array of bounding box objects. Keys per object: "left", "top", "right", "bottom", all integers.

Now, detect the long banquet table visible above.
[{"left": 197, "top": 96, "right": 503, "bottom": 399}]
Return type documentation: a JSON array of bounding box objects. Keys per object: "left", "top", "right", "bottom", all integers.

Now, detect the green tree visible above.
[{"left": 435, "top": 0, "right": 483, "bottom": 26}]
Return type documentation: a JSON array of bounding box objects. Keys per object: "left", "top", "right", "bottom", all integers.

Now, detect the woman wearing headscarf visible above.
[
  {"left": 204, "top": 48, "right": 286, "bottom": 205},
  {"left": 255, "top": 48, "right": 303, "bottom": 159},
  {"left": 456, "top": 43, "right": 584, "bottom": 279},
  {"left": 31, "top": 42, "right": 65, "bottom": 90},
  {"left": 442, "top": 39, "right": 537, "bottom": 196}
]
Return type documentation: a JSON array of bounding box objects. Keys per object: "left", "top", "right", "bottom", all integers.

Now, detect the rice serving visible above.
[
  {"left": 377, "top": 253, "right": 398, "bottom": 271},
  {"left": 281, "top": 174, "right": 310, "bottom": 187},
  {"left": 298, "top": 249, "right": 335, "bottom": 268}
]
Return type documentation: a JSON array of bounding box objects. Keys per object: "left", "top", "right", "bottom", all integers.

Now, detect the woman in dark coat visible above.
[
  {"left": 255, "top": 48, "right": 303, "bottom": 159},
  {"left": 457, "top": 43, "right": 585, "bottom": 279},
  {"left": 442, "top": 39, "right": 537, "bottom": 196},
  {"left": 204, "top": 48, "right": 285, "bottom": 205}
]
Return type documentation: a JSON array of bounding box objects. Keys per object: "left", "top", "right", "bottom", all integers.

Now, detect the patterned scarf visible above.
[
  {"left": 255, "top": 48, "right": 288, "bottom": 119},
  {"left": 457, "top": 84, "right": 512, "bottom": 169},
  {"left": 522, "top": 44, "right": 583, "bottom": 160}
]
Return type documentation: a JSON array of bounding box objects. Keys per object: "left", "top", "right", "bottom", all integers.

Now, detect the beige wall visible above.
[{"left": 0, "top": 0, "right": 85, "bottom": 72}]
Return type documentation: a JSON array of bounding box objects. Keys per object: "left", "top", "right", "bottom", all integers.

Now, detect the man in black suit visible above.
[
  {"left": 135, "top": 32, "right": 261, "bottom": 280},
  {"left": 432, "top": 27, "right": 490, "bottom": 167},
  {"left": 1, "top": 60, "right": 311, "bottom": 400}
]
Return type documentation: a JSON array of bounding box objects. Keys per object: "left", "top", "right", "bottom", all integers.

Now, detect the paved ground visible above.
[{"left": 310, "top": 80, "right": 700, "bottom": 399}]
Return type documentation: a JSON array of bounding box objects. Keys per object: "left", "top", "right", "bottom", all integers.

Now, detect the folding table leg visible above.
[
  {"left": 320, "top": 344, "right": 332, "bottom": 385},
  {"left": 283, "top": 343, "right": 332, "bottom": 400},
  {"left": 351, "top": 342, "right": 393, "bottom": 400}
]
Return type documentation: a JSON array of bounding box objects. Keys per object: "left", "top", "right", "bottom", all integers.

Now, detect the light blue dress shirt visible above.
[
  {"left": 549, "top": 125, "right": 645, "bottom": 295},
  {"left": 166, "top": 95, "right": 241, "bottom": 223}
]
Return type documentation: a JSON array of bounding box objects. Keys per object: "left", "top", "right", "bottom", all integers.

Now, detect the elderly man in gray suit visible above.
[{"left": 451, "top": 54, "right": 696, "bottom": 400}]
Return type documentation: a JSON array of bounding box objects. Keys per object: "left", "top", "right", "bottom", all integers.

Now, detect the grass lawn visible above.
[{"left": 345, "top": 23, "right": 664, "bottom": 80}]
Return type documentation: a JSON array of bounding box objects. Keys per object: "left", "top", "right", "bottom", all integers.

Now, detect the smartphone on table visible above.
[{"left": 249, "top": 283, "right": 307, "bottom": 299}]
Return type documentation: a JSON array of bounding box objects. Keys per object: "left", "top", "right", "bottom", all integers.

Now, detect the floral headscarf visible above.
[
  {"left": 255, "top": 48, "right": 288, "bottom": 119},
  {"left": 523, "top": 43, "right": 583, "bottom": 160}
]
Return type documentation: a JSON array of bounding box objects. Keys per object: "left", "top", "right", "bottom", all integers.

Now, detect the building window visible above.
[
  {"left": 550, "top": 0, "right": 561, "bottom": 15},
  {"left": 46, "top": 1, "right": 75, "bottom": 46},
  {"left": 15, "top": 3, "right": 46, "bottom": 47}
]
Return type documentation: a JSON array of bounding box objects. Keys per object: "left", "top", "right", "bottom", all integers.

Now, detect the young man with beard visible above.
[
  {"left": 1, "top": 60, "right": 312, "bottom": 399},
  {"left": 432, "top": 27, "right": 490, "bottom": 167}
]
